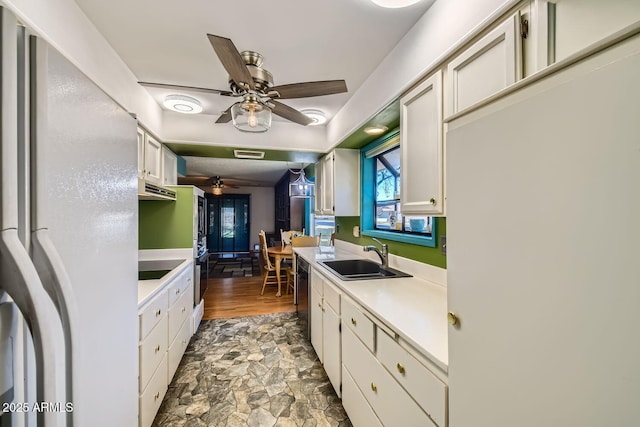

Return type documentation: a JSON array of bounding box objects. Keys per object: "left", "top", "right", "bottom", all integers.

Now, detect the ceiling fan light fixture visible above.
[
  {"left": 231, "top": 95, "right": 272, "bottom": 133},
  {"left": 364, "top": 125, "right": 389, "bottom": 135},
  {"left": 212, "top": 185, "right": 223, "bottom": 196},
  {"left": 300, "top": 109, "right": 327, "bottom": 126},
  {"left": 370, "top": 0, "right": 422, "bottom": 8},
  {"left": 163, "top": 94, "right": 203, "bottom": 114}
]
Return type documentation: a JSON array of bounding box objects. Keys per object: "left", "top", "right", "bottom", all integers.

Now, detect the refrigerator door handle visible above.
[
  {"left": 32, "top": 228, "right": 78, "bottom": 424},
  {"left": 0, "top": 229, "right": 66, "bottom": 427}
]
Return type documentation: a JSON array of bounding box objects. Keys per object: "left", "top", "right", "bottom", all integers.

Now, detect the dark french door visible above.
[{"left": 206, "top": 194, "right": 250, "bottom": 252}]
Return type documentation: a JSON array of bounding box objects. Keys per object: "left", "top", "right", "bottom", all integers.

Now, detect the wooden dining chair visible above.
[
  {"left": 258, "top": 231, "right": 292, "bottom": 295},
  {"left": 280, "top": 228, "right": 305, "bottom": 246},
  {"left": 287, "top": 235, "right": 320, "bottom": 295}
]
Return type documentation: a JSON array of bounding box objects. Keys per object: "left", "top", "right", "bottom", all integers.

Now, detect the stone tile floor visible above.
[{"left": 153, "top": 312, "right": 352, "bottom": 427}]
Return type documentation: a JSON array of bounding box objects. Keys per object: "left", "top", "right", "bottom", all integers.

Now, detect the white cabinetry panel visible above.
[
  {"left": 447, "top": 12, "right": 522, "bottom": 116},
  {"left": 400, "top": 71, "right": 443, "bottom": 215}
]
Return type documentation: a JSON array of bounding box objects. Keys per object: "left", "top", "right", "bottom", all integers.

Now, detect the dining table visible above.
[{"left": 266, "top": 244, "right": 293, "bottom": 297}]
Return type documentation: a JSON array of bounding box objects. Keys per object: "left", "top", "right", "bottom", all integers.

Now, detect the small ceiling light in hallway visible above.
[{"left": 370, "top": 0, "right": 422, "bottom": 8}]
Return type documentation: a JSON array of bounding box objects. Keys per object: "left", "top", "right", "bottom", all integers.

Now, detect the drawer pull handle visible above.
[
  {"left": 428, "top": 198, "right": 437, "bottom": 206},
  {"left": 182, "top": 307, "right": 186, "bottom": 313},
  {"left": 317, "top": 303, "right": 322, "bottom": 308},
  {"left": 155, "top": 309, "right": 161, "bottom": 317},
  {"left": 351, "top": 318, "right": 357, "bottom": 326},
  {"left": 176, "top": 289, "right": 180, "bottom": 295},
  {"left": 397, "top": 363, "right": 405, "bottom": 375},
  {"left": 154, "top": 345, "right": 160, "bottom": 353},
  {"left": 370, "top": 382, "right": 377, "bottom": 393},
  {"left": 154, "top": 392, "right": 160, "bottom": 400}
]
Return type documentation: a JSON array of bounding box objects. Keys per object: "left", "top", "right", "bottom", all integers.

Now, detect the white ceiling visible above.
[
  {"left": 184, "top": 157, "right": 301, "bottom": 187},
  {"left": 74, "top": 0, "right": 435, "bottom": 182}
]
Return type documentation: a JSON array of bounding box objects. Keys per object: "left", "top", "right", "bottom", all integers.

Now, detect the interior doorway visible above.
[{"left": 206, "top": 194, "right": 251, "bottom": 253}]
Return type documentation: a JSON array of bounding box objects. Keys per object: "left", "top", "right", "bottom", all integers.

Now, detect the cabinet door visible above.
[
  {"left": 323, "top": 303, "right": 341, "bottom": 397},
  {"left": 320, "top": 153, "right": 334, "bottom": 215},
  {"left": 137, "top": 127, "right": 145, "bottom": 179},
  {"left": 333, "top": 149, "right": 360, "bottom": 217},
  {"left": 161, "top": 145, "right": 177, "bottom": 186},
  {"left": 400, "top": 71, "right": 444, "bottom": 215},
  {"left": 538, "top": 0, "right": 640, "bottom": 65},
  {"left": 310, "top": 286, "right": 323, "bottom": 362},
  {"left": 446, "top": 12, "right": 522, "bottom": 116},
  {"left": 144, "top": 134, "right": 162, "bottom": 184}
]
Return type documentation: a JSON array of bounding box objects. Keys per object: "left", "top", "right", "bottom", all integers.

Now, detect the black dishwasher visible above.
[{"left": 296, "top": 256, "right": 310, "bottom": 340}]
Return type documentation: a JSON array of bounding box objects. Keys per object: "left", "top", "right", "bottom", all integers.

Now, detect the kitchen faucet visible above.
[{"left": 364, "top": 238, "right": 389, "bottom": 268}]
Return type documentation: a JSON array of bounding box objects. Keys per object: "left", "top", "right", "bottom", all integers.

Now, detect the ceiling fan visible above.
[
  {"left": 139, "top": 34, "right": 348, "bottom": 132},
  {"left": 178, "top": 175, "right": 240, "bottom": 194}
]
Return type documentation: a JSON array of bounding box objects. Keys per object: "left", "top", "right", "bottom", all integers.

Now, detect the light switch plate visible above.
[{"left": 440, "top": 236, "right": 447, "bottom": 255}]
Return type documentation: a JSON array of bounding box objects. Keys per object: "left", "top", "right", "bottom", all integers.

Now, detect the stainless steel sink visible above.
[{"left": 320, "top": 259, "right": 411, "bottom": 281}]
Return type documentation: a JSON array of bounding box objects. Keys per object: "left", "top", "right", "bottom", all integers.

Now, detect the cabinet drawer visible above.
[
  {"left": 139, "top": 354, "right": 168, "bottom": 427},
  {"left": 323, "top": 280, "right": 341, "bottom": 314},
  {"left": 342, "top": 297, "right": 375, "bottom": 352},
  {"left": 139, "top": 290, "right": 168, "bottom": 342},
  {"left": 168, "top": 317, "right": 191, "bottom": 382},
  {"left": 168, "top": 266, "right": 192, "bottom": 307},
  {"left": 343, "top": 328, "right": 436, "bottom": 427},
  {"left": 168, "top": 283, "right": 192, "bottom": 343},
  {"left": 378, "top": 329, "right": 447, "bottom": 427},
  {"left": 342, "top": 366, "right": 383, "bottom": 427},
  {"left": 139, "top": 315, "right": 168, "bottom": 392}
]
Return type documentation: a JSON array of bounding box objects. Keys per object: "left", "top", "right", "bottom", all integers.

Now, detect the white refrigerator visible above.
[{"left": 0, "top": 7, "right": 138, "bottom": 427}]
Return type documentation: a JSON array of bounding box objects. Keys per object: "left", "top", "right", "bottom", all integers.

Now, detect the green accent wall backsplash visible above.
[
  {"left": 139, "top": 186, "right": 194, "bottom": 249},
  {"left": 335, "top": 216, "right": 447, "bottom": 269}
]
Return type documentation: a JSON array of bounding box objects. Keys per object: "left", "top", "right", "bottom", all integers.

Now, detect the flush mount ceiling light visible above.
[
  {"left": 230, "top": 94, "right": 272, "bottom": 133},
  {"left": 364, "top": 125, "right": 389, "bottom": 135},
  {"left": 163, "top": 94, "right": 203, "bottom": 114},
  {"left": 300, "top": 109, "right": 327, "bottom": 126},
  {"left": 370, "top": 0, "right": 422, "bottom": 8},
  {"left": 289, "top": 167, "right": 315, "bottom": 198}
]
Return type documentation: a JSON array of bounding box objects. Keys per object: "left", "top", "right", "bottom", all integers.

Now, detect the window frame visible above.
[{"left": 360, "top": 130, "right": 437, "bottom": 247}]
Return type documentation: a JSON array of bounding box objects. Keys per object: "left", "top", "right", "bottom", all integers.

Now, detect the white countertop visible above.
[
  {"left": 138, "top": 257, "right": 193, "bottom": 307},
  {"left": 295, "top": 246, "right": 449, "bottom": 371}
]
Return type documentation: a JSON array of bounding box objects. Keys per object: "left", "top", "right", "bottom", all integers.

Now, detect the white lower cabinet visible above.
[
  {"left": 340, "top": 295, "right": 447, "bottom": 427},
  {"left": 138, "top": 263, "right": 194, "bottom": 427},
  {"left": 309, "top": 268, "right": 342, "bottom": 396},
  {"left": 139, "top": 354, "right": 168, "bottom": 427},
  {"left": 343, "top": 327, "right": 437, "bottom": 427},
  {"left": 342, "top": 367, "right": 384, "bottom": 427}
]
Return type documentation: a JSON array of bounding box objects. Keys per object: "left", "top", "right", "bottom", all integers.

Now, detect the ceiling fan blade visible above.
[
  {"left": 215, "top": 108, "right": 232, "bottom": 124},
  {"left": 269, "top": 80, "right": 347, "bottom": 99},
  {"left": 207, "top": 34, "right": 255, "bottom": 90},
  {"left": 270, "top": 100, "right": 314, "bottom": 126},
  {"left": 138, "top": 81, "right": 232, "bottom": 95}
]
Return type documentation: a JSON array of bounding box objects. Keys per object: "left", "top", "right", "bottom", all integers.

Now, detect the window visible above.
[{"left": 361, "top": 131, "right": 436, "bottom": 247}]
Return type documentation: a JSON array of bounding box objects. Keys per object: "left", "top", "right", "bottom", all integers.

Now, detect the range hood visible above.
[{"left": 138, "top": 179, "right": 177, "bottom": 201}]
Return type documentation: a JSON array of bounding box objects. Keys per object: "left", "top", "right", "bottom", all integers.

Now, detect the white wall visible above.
[{"left": 326, "top": 0, "right": 517, "bottom": 149}]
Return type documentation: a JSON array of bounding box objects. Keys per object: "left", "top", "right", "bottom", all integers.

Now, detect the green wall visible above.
[
  {"left": 139, "top": 186, "right": 194, "bottom": 249},
  {"left": 335, "top": 216, "right": 447, "bottom": 269}
]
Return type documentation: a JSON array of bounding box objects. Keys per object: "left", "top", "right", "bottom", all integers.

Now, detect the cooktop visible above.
[{"left": 138, "top": 259, "right": 184, "bottom": 281}]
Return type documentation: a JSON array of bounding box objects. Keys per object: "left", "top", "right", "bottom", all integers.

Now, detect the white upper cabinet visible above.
[
  {"left": 161, "top": 145, "right": 177, "bottom": 186},
  {"left": 538, "top": 0, "right": 640, "bottom": 66},
  {"left": 143, "top": 133, "right": 162, "bottom": 185},
  {"left": 446, "top": 11, "right": 523, "bottom": 117},
  {"left": 400, "top": 70, "right": 444, "bottom": 216},
  {"left": 137, "top": 127, "right": 146, "bottom": 179},
  {"left": 315, "top": 149, "right": 360, "bottom": 216}
]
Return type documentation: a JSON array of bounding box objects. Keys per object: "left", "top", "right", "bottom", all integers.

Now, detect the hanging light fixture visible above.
[
  {"left": 289, "top": 167, "right": 315, "bottom": 198},
  {"left": 230, "top": 94, "right": 272, "bottom": 133},
  {"left": 212, "top": 183, "right": 223, "bottom": 196}
]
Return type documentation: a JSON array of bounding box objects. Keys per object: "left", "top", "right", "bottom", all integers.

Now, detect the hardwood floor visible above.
[{"left": 202, "top": 274, "right": 296, "bottom": 320}]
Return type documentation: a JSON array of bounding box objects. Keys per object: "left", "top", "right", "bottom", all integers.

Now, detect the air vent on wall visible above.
[{"left": 234, "top": 149, "right": 265, "bottom": 159}]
